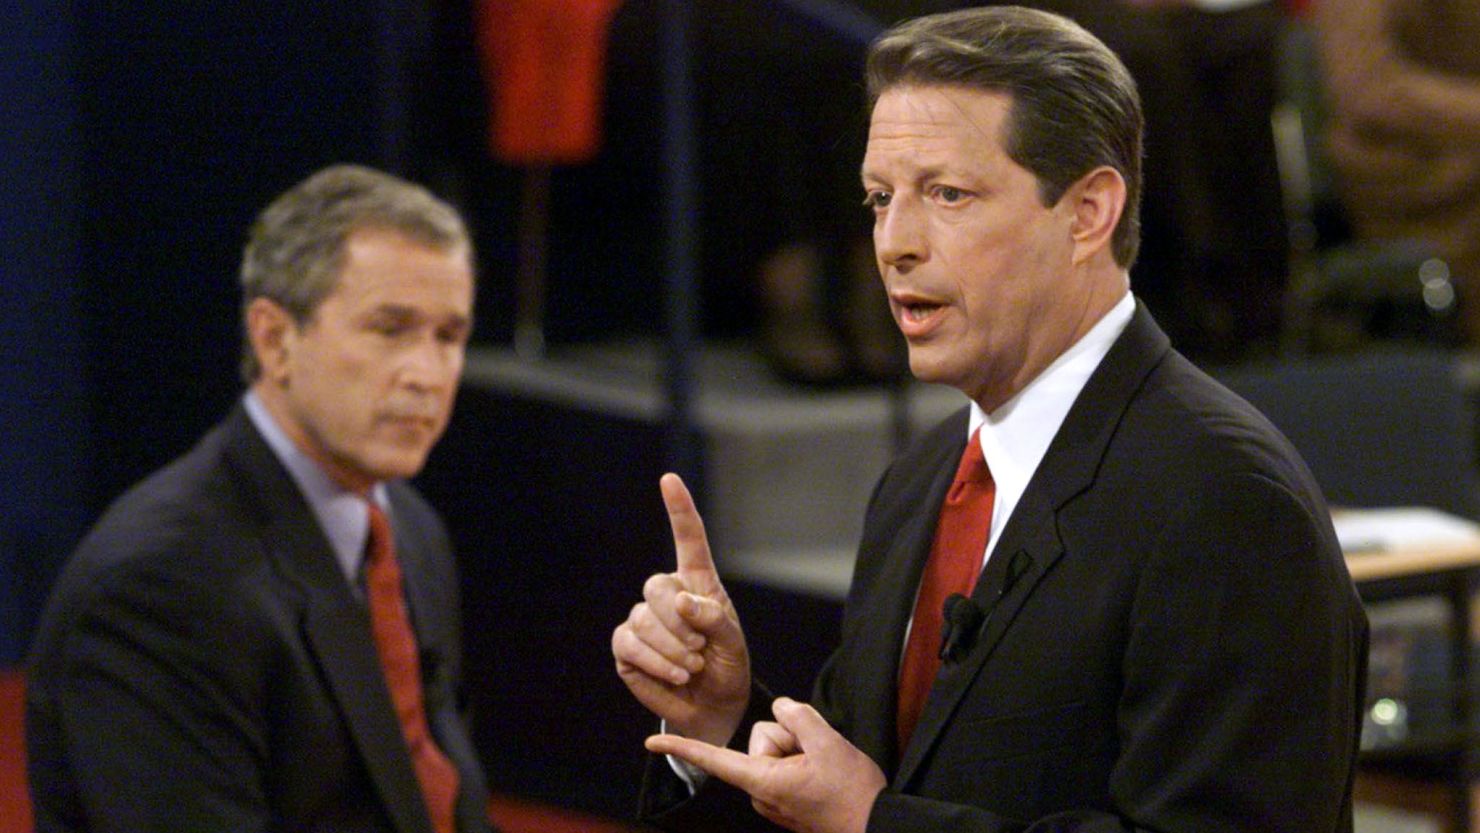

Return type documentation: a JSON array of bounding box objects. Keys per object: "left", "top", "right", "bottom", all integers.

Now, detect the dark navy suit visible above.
[
  {"left": 644, "top": 305, "right": 1367, "bottom": 832},
  {"left": 27, "top": 406, "right": 492, "bottom": 833}
]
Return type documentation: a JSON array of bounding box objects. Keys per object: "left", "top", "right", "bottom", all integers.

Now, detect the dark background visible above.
[
  {"left": 0, "top": 0, "right": 1332, "bottom": 818},
  {"left": 0, "top": 0, "right": 862, "bottom": 815}
]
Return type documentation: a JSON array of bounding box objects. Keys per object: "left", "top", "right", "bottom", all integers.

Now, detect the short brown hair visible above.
[
  {"left": 238, "top": 164, "right": 472, "bottom": 382},
  {"left": 866, "top": 6, "right": 1143, "bottom": 268}
]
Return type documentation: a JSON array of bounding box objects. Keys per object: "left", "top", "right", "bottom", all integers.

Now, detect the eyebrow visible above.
[
  {"left": 365, "top": 304, "right": 471, "bottom": 327},
  {"left": 364, "top": 304, "right": 417, "bottom": 322},
  {"left": 860, "top": 162, "right": 955, "bottom": 186}
]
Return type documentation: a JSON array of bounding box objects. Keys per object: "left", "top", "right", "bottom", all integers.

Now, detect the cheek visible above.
[
  {"left": 950, "top": 240, "right": 1015, "bottom": 311},
  {"left": 328, "top": 347, "right": 385, "bottom": 393},
  {"left": 311, "top": 357, "right": 383, "bottom": 428}
]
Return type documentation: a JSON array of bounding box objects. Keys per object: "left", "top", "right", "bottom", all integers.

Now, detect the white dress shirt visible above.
[{"left": 968, "top": 291, "right": 1135, "bottom": 571}]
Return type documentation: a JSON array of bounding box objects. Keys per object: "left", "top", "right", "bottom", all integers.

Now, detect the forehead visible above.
[
  {"left": 863, "top": 85, "right": 1014, "bottom": 176},
  {"left": 330, "top": 228, "right": 474, "bottom": 309}
]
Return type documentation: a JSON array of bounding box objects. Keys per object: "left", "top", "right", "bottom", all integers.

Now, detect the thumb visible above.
[
  {"left": 770, "top": 698, "right": 834, "bottom": 749},
  {"left": 673, "top": 591, "right": 742, "bottom": 653},
  {"left": 661, "top": 473, "right": 724, "bottom": 597}
]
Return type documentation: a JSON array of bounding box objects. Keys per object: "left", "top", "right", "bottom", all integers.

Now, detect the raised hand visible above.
[
  {"left": 645, "top": 698, "right": 886, "bottom": 833},
  {"left": 612, "top": 474, "right": 752, "bottom": 748}
]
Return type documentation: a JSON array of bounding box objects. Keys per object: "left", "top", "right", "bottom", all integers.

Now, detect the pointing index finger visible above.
[
  {"left": 660, "top": 474, "right": 723, "bottom": 597},
  {"left": 645, "top": 733, "right": 764, "bottom": 794}
]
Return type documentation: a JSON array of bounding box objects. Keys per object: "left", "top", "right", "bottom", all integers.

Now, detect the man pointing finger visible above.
[{"left": 613, "top": 7, "right": 1366, "bottom": 832}]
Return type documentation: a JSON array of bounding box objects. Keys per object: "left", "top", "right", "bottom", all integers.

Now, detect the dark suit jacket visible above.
[
  {"left": 643, "top": 305, "right": 1368, "bottom": 832},
  {"left": 26, "top": 405, "right": 493, "bottom": 833}
]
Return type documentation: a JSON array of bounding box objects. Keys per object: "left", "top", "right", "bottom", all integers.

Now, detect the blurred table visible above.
[{"left": 1347, "top": 535, "right": 1480, "bottom": 833}]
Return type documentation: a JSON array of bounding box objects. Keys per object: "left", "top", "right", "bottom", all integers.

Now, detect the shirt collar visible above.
[
  {"left": 243, "top": 390, "right": 387, "bottom": 586},
  {"left": 969, "top": 292, "right": 1135, "bottom": 542}
]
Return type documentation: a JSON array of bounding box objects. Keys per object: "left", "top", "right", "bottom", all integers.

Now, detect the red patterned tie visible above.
[
  {"left": 896, "top": 428, "right": 995, "bottom": 754},
  {"left": 365, "top": 501, "right": 460, "bottom": 833}
]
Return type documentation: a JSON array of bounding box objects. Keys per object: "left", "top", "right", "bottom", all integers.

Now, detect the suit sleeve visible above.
[
  {"left": 634, "top": 454, "right": 913, "bottom": 833},
  {"left": 637, "top": 682, "right": 791, "bottom": 833},
  {"left": 28, "top": 547, "right": 277, "bottom": 833},
  {"left": 864, "top": 469, "right": 1366, "bottom": 833}
]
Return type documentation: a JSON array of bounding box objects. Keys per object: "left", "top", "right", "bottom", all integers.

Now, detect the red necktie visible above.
[
  {"left": 365, "top": 501, "right": 461, "bottom": 833},
  {"left": 896, "top": 428, "right": 995, "bottom": 754}
]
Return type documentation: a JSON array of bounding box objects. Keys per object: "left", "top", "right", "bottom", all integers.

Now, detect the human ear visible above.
[
  {"left": 246, "top": 297, "right": 296, "bottom": 384},
  {"left": 1066, "top": 166, "right": 1126, "bottom": 266}
]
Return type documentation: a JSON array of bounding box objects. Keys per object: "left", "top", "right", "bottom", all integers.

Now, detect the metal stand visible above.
[{"left": 514, "top": 165, "right": 551, "bottom": 360}]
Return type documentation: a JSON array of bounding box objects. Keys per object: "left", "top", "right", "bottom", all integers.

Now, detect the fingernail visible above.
[
  {"left": 686, "top": 633, "right": 706, "bottom": 650},
  {"left": 686, "top": 653, "right": 705, "bottom": 673}
]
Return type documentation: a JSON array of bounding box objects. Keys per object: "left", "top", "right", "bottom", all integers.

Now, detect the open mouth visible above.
[
  {"left": 902, "top": 302, "right": 943, "bottom": 323},
  {"left": 892, "top": 290, "right": 947, "bottom": 336}
]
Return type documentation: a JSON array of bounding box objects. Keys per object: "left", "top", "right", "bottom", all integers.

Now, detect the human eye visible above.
[
  {"left": 930, "top": 184, "right": 970, "bottom": 204},
  {"left": 365, "top": 309, "right": 416, "bottom": 339},
  {"left": 862, "top": 189, "right": 892, "bottom": 210},
  {"left": 436, "top": 318, "right": 471, "bottom": 346}
]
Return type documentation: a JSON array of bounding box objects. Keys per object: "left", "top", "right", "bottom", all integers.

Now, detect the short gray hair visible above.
[
  {"left": 238, "top": 164, "right": 472, "bottom": 382},
  {"left": 867, "top": 6, "right": 1143, "bottom": 268}
]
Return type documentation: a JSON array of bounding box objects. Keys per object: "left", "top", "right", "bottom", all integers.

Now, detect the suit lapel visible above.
[
  {"left": 298, "top": 579, "right": 431, "bottom": 833},
  {"left": 222, "top": 408, "right": 432, "bottom": 833},
  {"left": 892, "top": 505, "right": 1062, "bottom": 786},
  {"left": 386, "top": 489, "right": 442, "bottom": 685},
  {"left": 893, "top": 305, "right": 1171, "bottom": 788},
  {"left": 848, "top": 440, "right": 960, "bottom": 769}
]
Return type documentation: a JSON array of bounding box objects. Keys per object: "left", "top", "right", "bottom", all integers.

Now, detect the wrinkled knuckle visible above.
[
  {"left": 683, "top": 595, "right": 712, "bottom": 621},
  {"left": 751, "top": 798, "right": 774, "bottom": 821},
  {"left": 629, "top": 617, "right": 656, "bottom": 645},
  {"left": 752, "top": 785, "right": 782, "bottom": 812},
  {"left": 634, "top": 604, "right": 670, "bottom": 636},
  {"left": 645, "top": 572, "right": 684, "bottom": 601},
  {"left": 611, "top": 624, "right": 635, "bottom": 655},
  {"left": 697, "top": 602, "right": 728, "bottom": 631}
]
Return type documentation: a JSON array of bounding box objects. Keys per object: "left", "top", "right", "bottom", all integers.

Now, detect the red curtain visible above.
[
  {"left": 0, "top": 669, "right": 30, "bottom": 833},
  {"left": 475, "top": 0, "right": 626, "bottom": 165}
]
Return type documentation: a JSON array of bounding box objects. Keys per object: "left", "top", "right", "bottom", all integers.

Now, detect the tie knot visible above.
[
  {"left": 366, "top": 500, "right": 394, "bottom": 566},
  {"left": 955, "top": 429, "right": 990, "bottom": 485}
]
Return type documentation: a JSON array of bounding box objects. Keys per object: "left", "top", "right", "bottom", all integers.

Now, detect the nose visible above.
[
  {"left": 873, "top": 197, "right": 927, "bottom": 272},
  {"left": 398, "top": 336, "right": 462, "bottom": 393}
]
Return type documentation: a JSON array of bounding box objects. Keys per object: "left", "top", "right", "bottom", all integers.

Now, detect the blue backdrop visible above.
[
  {"left": 0, "top": 0, "right": 430, "bottom": 665},
  {"left": 0, "top": 2, "right": 86, "bottom": 666}
]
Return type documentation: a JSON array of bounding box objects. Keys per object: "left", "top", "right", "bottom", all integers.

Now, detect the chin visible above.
[
  {"left": 905, "top": 349, "right": 952, "bottom": 387},
  {"left": 368, "top": 450, "right": 432, "bottom": 482}
]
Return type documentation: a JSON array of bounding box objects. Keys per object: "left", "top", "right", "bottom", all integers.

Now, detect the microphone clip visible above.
[
  {"left": 939, "top": 593, "right": 985, "bottom": 662},
  {"left": 938, "top": 550, "right": 1034, "bottom": 663}
]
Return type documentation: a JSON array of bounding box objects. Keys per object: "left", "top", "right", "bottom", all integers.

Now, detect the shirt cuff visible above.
[{"left": 659, "top": 720, "right": 709, "bottom": 794}]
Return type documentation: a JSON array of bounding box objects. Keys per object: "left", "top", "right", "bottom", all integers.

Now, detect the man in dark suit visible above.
[
  {"left": 611, "top": 7, "right": 1367, "bottom": 832},
  {"left": 26, "top": 165, "right": 493, "bottom": 833}
]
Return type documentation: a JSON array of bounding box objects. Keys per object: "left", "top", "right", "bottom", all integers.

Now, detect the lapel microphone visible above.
[
  {"left": 939, "top": 593, "right": 985, "bottom": 661},
  {"left": 939, "top": 550, "right": 1034, "bottom": 663}
]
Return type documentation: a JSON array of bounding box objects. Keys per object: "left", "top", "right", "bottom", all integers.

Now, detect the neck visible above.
[
  {"left": 973, "top": 273, "right": 1128, "bottom": 415},
  {"left": 250, "top": 380, "right": 376, "bottom": 495}
]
